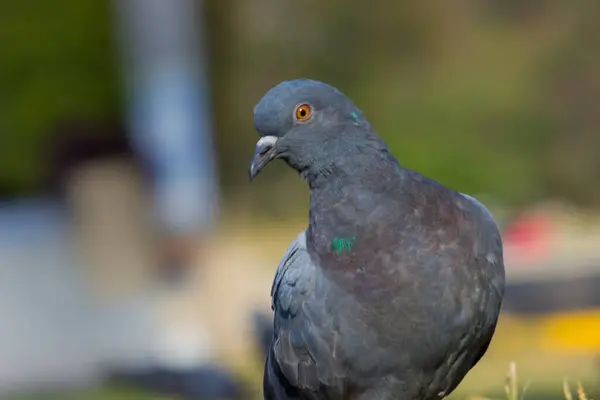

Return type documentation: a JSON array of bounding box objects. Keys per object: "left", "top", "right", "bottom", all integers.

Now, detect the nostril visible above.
[{"left": 255, "top": 136, "right": 279, "bottom": 157}]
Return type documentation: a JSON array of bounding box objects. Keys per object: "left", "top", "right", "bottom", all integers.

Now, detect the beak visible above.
[{"left": 249, "top": 136, "right": 279, "bottom": 181}]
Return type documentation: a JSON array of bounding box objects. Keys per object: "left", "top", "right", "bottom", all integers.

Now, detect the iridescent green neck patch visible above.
[{"left": 331, "top": 236, "right": 356, "bottom": 255}]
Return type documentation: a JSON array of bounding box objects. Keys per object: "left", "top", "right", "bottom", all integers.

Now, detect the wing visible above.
[
  {"left": 265, "top": 231, "right": 344, "bottom": 398},
  {"left": 468, "top": 319, "right": 497, "bottom": 369}
]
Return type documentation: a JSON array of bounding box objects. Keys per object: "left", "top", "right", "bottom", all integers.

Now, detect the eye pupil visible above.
[{"left": 296, "top": 104, "right": 311, "bottom": 120}]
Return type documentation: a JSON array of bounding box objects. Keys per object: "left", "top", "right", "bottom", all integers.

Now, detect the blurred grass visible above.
[
  {"left": 12, "top": 360, "right": 597, "bottom": 400},
  {"left": 452, "top": 314, "right": 598, "bottom": 398}
]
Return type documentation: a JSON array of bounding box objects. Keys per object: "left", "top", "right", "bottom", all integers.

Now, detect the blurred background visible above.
[{"left": 0, "top": 0, "right": 598, "bottom": 399}]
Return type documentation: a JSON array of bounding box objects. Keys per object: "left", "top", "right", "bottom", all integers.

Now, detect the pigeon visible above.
[{"left": 248, "top": 79, "right": 505, "bottom": 400}]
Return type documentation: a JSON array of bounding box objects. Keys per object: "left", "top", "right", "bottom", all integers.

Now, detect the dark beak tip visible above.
[
  {"left": 248, "top": 155, "right": 262, "bottom": 182},
  {"left": 248, "top": 163, "right": 255, "bottom": 182}
]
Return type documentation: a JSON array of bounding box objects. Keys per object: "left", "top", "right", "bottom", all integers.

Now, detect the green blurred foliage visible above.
[
  {"left": 0, "top": 1, "right": 120, "bottom": 195},
  {"left": 1, "top": 0, "right": 600, "bottom": 211}
]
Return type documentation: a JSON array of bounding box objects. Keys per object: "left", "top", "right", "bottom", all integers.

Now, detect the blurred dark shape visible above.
[
  {"left": 252, "top": 311, "right": 273, "bottom": 359},
  {"left": 44, "top": 118, "right": 136, "bottom": 199},
  {"left": 110, "top": 366, "right": 246, "bottom": 400},
  {"left": 158, "top": 234, "right": 200, "bottom": 286},
  {"left": 503, "top": 272, "right": 600, "bottom": 315}
]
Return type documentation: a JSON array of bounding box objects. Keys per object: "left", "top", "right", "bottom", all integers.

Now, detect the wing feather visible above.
[{"left": 266, "top": 231, "right": 344, "bottom": 398}]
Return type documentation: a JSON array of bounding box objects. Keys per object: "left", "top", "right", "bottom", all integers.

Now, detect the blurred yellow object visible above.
[{"left": 539, "top": 309, "right": 600, "bottom": 351}]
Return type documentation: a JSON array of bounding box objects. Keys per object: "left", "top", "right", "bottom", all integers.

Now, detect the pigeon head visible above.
[{"left": 248, "top": 79, "right": 379, "bottom": 182}]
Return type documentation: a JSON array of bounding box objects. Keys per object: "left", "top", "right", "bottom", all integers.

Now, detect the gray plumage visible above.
[{"left": 248, "top": 79, "right": 505, "bottom": 400}]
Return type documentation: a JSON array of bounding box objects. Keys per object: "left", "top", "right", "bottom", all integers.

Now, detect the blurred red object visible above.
[{"left": 503, "top": 211, "right": 555, "bottom": 264}]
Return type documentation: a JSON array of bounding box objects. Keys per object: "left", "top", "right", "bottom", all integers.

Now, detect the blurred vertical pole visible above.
[
  {"left": 112, "top": 0, "right": 217, "bottom": 369},
  {"left": 114, "top": 0, "right": 217, "bottom": 240}
]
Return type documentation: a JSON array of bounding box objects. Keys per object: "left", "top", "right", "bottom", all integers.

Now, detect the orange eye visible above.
[{"left": 295, "top": 104, "right": 312, "bottom": 121}]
